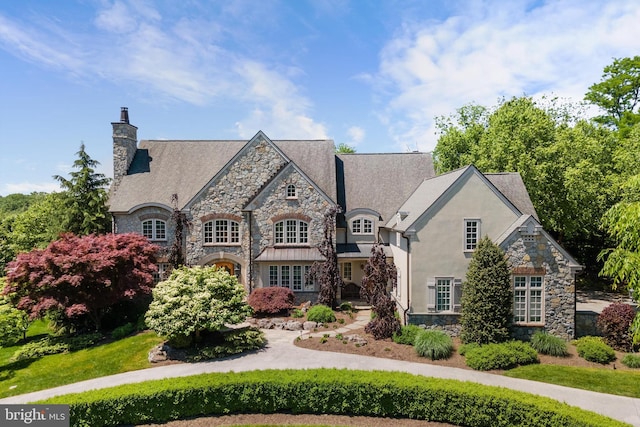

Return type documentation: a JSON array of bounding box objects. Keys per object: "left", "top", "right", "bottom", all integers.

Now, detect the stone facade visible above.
[
  {"left": 113, "top": 205, "right": 174, "bottom": 261},
  {"left": 502, "top": 232, "right": 576, "bottom": 340}
]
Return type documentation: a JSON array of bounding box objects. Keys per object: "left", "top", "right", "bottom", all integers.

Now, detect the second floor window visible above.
[
  {"left": 286, "top": 184, "right": 297, "bottom": 198},
  {"left": 274, "top": 219, "right": 309, "bottom": 244},
  {"left": 204, "top": 219, "right": 240, "bottom": 244},
  {"left": 352, "top": 218, "right": 373, "bottom": 235},
  {"left": 142, "top": 219, "right": 166, "bottom": 241},
  {"left": 464, "top": 219, "right": 480, "bottom": 251}
]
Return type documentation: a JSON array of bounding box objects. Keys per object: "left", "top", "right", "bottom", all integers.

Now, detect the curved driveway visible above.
[{"left": 1, "top": 327, "right": 639, "bottom": 426}]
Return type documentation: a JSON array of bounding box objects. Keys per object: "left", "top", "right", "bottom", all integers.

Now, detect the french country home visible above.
[{"left": 109, "top": 108, "right": 581, "bottom": 339}]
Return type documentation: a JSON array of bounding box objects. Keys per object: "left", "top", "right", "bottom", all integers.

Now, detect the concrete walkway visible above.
[{"left": 1, "top": 312, "right": 639, "bottom": 426}]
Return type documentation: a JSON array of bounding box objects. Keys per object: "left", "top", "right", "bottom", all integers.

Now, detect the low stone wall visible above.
[{"left": 576, "top": 310, "right": 600, "bottom": 338}]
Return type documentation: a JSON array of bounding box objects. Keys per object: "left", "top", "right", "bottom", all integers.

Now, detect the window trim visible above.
[
  {"left": 274, "top": 219, "right": 309, "bottom": 245},
  {"left": 351, "top": 217, "right": 374, "bottom": 235},
  {"left": 427, "top": 277, "right": 462, "bottom": 313},
  {"left": 142, "top": 219, "right": 167, "bottom": 241},
  {"left": 342, "top": 262, "right": 352, "bottom": 281},
  {"left": 464, "top": 218, "right": 480, "bottom": 252},
  {"left": 513, "top": 275, "right": 544, "bottom": 325},
  {"left": 286, "top": 184, "right": 298, "bottom": 199},
  {"left": 268, "top": 264, "right": 314, "bottom": 291},
  {"left": 203, "top": 219, "right": 240, "bottom": 245}
]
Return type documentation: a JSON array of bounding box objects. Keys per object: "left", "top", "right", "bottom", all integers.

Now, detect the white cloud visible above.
[
  {"left": 2, "top": 182, "right": 61, "bottom": 196},
  {"left": 346, "top": 126, "right": 365, "bottom": 145},
  {"left": 372, "top": 0, "right": 640, "bottom": 151}
]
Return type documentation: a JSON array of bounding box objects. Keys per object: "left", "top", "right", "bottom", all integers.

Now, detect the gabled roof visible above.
[
  {"left": 336, "top": 152, "right": 435, "bottom": 223},
  {"left": 387, "top": 165, "right": 534, "bottom": 233},
  {"left": 497, "top": 215, "right": 582, "bottom": 270},
  {"left": 109, "top": 133, "right": 337, "bottom": 213}
]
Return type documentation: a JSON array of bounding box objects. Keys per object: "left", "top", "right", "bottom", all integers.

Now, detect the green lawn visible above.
[
  {"left": 0, "top": 330, "right": 163, "bottom": 399},
  {"left": 504, "top": 364, "right": 640, "bottom": 398}
]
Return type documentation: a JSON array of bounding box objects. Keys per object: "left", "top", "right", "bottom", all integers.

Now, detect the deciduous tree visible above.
[
  {"left": 3, "top": 233, "right": 158, "bottom": 331},
  {"left": 360, "top": 244, "right": 400, "bottom": 339},
  {"left": 309, "top": 206, "right": 343, "bottom": 308},
  {"left": 460, "top": 237, "right": 512, "bottom": 344},
  {"left": 145, "top": 266, "right": 252, "bottom": 347}
]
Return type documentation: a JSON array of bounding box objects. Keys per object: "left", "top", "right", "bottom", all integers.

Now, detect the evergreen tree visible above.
[
  {"left": 460, "top": 236, "right": 513, "bottom": 344},
  {"left": 54, "top": 143, "right": 111, "bottom": 235}
]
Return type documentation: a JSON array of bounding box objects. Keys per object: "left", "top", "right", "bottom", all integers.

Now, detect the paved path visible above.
[{"left": 2, "top": 311, "right": 639, "bottom": 426}]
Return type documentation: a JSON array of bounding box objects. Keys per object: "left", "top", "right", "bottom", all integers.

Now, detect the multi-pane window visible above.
[
  {"left": 204, "top": 220, "right": 240, "bottom": 244},
  {"left": 351, "top": 218, "right": 373, "bottom": 235},
  {"left": 342, "top": 262, "right": 352, "bottom": 281},
  {"left": 268, "top": 265, "right": 313, "bottom": 291},
  {"left": 274, "top": 220, "right": 309, "bottom": 244},
  {"left": 464, "top": 219, "right": 480, "bottom": 251},
  {"left": 152, "top": 263, "right": 171, "bottom": 283},
  {"left": 286, "top": 184, "right": 297, "bottom": 198},
  {"left": 514, "top": 276, "right": 544, "bottom": 323},
  {"left": 436, "top": 278, "right": 451, "bottom": 311},
  {"left": 142, "top": 219, "right": 166, "bottom": 241}
]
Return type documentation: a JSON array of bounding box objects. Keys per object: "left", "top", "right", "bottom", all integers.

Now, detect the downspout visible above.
[
  {"left": 402, "top": 233, "right": 411, "bottom": 325},
  {"left": 247, "top": 211, "right": 253, "bottom": 293}
]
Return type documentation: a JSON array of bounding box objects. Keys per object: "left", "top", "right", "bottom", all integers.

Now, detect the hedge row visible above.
[{"left": 38, "top": 369, "right": 629, "bottom": 427}]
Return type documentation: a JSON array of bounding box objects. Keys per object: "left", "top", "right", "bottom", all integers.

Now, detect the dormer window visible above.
[
  {"left": 142, "top": 219, "right": 166, "bottom": 241},
  {"left": 286, "top": 184, "right": 297, "bottom": 199},
  {"left": 352, "top": 218, "right": 373, "bottom": 235}
]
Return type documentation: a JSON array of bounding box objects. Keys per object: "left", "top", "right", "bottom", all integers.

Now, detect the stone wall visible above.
[
  {"left": 112, "top": 121, "right": 137, "bottom": 192},
  {"left": 113, "top": 206, "right": 174, "bottom": 260},
  {"left": 502, "top": 233, "right": 576, "bottom": 340}
]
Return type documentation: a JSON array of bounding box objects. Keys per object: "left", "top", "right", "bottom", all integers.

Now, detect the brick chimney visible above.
[{"left": 112, "top": 107, "right": 138, "bottom": 191}]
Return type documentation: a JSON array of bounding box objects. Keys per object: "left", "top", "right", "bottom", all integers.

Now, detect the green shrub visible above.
[
  {"left": 531, "top": 331, "right": 569, "bottom": 357},
  {"left": 307, "top": 305, "right": 336, "bottom": 323},
  {"left": 11, "top": 333, "right": 103, "bottom": 361},
  {"left": 574, "top": 336, "right": 616, "bottom": 364},
  {"left": 414, "top": 330, "right": 454, "bottom": 360},
  {"left": 185, "top": 328, "right": 265, "bottom": 362},
  {"left": 392, "top": 324, "right": 422, "bottom": 346},
  {"left": 39, "top": 369, "right": 627, "bottom": 427},
  {"left": 339, "top": 302, "right": 353, "bottom": 312},
  {"left": 465, "top": 341, "right": 538, "bottom": 371},
  {"left": 458, "top": 342, "right": 480, "bottom": 356},
  {"left": 168, "top": 334, "right": 193, "bottom": 349},
  {"left": 290, "top": 308, "right": 304, "bottom": 318},
  {"left": 621, "top": 353, "right": 640, "bottom": 368},
  {"left": 111, "top": 323, "right": 135, "bottom": 340}
]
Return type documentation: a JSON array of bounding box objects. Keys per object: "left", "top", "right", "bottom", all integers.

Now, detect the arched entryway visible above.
[
  {"left": 214, "top": 261, "right": 235, "bottom": 275},
  {"left": 199, "top": 252, "right": 245, "bottom": 287}
]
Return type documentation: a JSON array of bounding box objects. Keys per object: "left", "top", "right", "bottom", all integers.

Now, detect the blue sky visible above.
[{"left": 1, "top": 0, "right": 639, "bottom": 195}]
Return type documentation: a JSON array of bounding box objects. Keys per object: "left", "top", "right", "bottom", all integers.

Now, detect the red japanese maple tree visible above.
[{"left": 3, "top": 233, "right": 158, "bottom": 331}]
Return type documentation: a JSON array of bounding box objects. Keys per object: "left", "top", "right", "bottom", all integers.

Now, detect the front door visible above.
[{"left": 214, "top": 261, "right": 235, "bottom": 275}]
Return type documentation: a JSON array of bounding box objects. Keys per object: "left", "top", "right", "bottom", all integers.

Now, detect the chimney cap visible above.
[{"left": 120, "top": 107, "right": 130, "bottom": 124}]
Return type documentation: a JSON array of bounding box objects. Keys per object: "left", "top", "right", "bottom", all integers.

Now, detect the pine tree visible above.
[
  {"left": 54, "top": 143, "right": 111, "bottom": 235},
  {"left": 460, "top": 236, "right": 513, "bottom": 344}
]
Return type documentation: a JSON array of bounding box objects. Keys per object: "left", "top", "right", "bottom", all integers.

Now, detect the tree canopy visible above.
[
  {"left": 585, "top": 55, "right": 640, "bottom": 135},
  {"left": 145, "top": 266, "right": 252, "bottom": 346},
  {"left": 53, "top": 143, "right": 111, "bottom": 235},
  {"left": 3, "top": 233, "right": 158, "bottom": 331}
]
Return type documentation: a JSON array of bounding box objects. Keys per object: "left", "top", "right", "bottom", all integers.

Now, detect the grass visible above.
[
  {"left": 0, "top": 330, "right": 163, "bottom": 398},
  {"left": 504, "top": 364, "right": 640, "bottom": 398}
]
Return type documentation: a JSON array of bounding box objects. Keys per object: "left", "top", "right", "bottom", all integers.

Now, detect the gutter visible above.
[{"left": 402, "top": 233, "right": 411, "bottom": 325}]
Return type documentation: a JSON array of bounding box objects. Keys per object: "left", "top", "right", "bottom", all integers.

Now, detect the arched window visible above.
[
  {"left": 286, "top": 184, "right": 297, "bottom": 198},
  {"left": 204, "top": 219, "right": 240, "bottom": 244},
  {"left": 351, "top": 218, "right": 373, "bottom": 235},
  {"left": 142, "top": 219, "right": 166, "bottom": 240},
  {"left": 274, "top": 219, "right": 309, "bottom": 244}
]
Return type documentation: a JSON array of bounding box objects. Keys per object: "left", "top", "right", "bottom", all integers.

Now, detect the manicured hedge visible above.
[{"left": 39, "top": 369, "right": 629, "bottom": 427}]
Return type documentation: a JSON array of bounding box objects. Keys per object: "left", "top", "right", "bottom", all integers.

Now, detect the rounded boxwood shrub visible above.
[
  {"left": 574, "top": 336, "right": 616, "bottom": 364},
  {"left": 621, "top": 353, "right": 640, "bottom": 368},
  {"left": 392, "top": 324, "right": 422, "bottom": 346},
  {"left": 597, "top": 302, "right": 635, "bottom": 352},
  {"left": 247, "top": 286, "right": 295, "bottom": 316},
  {"left": 530, "top": 331, "right": 569, "bottom": 357},
  {"left": 307, "top": 304, "right": 336, "bottom": 323},
  {"left": 465, "top": 341, "right": 538, "bottom": 371},
  {"left": 414, "top": 330, "right": 454, "bottom": 360}
]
